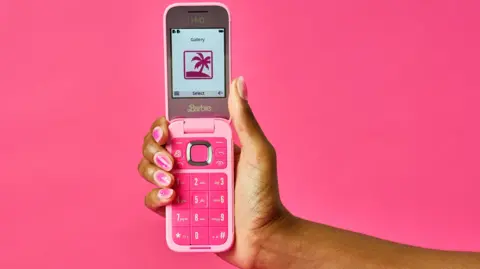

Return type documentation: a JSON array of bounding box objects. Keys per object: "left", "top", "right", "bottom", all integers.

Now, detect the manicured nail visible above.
[
  {"left": 157, "top": 188, "right": 174, "bottom": 199},
  {"left": 152, "top": 127, "right": 163, "bottom": 143},
  {"left": 154, "top": 153, "right": 172, "bottom": 170},
  {"left": 236, "top": 76, "right": 248, "bottom": 100},
  {"left": 154, "top": 171, "right": 171, "bottom": 186}
]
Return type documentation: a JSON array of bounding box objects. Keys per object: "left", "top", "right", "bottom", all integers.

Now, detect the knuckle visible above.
[
  {"left": 144, "top": 135, "right": 151, "bottom": 145},
  {"left": 137, "top": 161, "right": 143, "bottom": 175},
  {"left": 143, "top": 142, "right": 157, "bottom": 158},
  {"left": 151, "top": 117, "right": 163, "bottom": 130},
  {"left": 144, "top": 195, "right": 150, "bottom": 208},
  {"left": 142, "top": 146, "right": 150, "bottom": 158},
  {"left": 159, "top": 116, "right": 167, "bottom": 125},
  {"left": 157, "top": 117, "right": 168, "bottom": 129},
  {"left": 145, "top": 165, "right": 156, "bottom": 179},
  {"left": 144, "top": 190, "right": 158, "bottom": 209}
]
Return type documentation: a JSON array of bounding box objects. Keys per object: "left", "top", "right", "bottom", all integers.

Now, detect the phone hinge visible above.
[{"left": 182, "top": 118, "right": 215, "bottom": 134}]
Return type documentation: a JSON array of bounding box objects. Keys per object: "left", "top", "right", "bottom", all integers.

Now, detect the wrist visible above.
[{"left": 252, "top": 211, "right": 308, "bottom": 269}]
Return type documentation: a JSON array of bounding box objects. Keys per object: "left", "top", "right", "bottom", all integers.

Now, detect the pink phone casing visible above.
[{"left": 163, "top": 2, "right": 234, "bottom": 253}]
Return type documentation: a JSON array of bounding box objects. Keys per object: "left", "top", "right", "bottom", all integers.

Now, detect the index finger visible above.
[{"left": 149, "top": 116, "right": 169, "bottom": 145}]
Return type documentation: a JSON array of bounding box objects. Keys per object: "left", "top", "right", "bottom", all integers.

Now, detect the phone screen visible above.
[{"left": 170, "top": 28, "right": 226, "bottom": 99}]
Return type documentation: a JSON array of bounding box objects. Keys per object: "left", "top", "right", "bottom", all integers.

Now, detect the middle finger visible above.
[{"left": 142, "top": 135, "right": 174, "bottom": 171}]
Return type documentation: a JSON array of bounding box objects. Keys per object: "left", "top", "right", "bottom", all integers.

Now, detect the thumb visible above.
[{"left": 228, "top": 76, "right": 268, "bottom": 148}]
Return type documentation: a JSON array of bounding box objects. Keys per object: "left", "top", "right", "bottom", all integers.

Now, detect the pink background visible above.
[{"left": 1, "top": 0, "right": 479, "bottom": 268}]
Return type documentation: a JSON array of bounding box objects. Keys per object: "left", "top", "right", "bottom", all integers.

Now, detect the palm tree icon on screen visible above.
[{"left": 184, "top": 51, "right": 213, "bottom": 79}]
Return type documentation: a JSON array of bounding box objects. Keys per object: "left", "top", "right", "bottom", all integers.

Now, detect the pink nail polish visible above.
[
  {"left": 158, "top": 188, "right": 173, "bottom": 199},
  {"left": 154, "top": 153, "right": 172, "bottom": 170},
  {"left": 237, "top": 76, "right": 248, "bottom": 100},
  {"left": 154, "top": 171, "right": 171, "bottom": 186},
  {"left": 152, "top": 127, "right": 163, "bottom": 143}
]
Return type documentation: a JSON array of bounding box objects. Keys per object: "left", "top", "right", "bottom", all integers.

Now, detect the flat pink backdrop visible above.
[{"left": 1, "top": 0, "right": 479, "bottom": 268}]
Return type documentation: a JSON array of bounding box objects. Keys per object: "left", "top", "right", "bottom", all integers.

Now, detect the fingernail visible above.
[
  {"left": 154, "top": 153, "right": 172, "bottom": 170},
  {"left": 154, "top": 171, "right": 171, "bottom": 186},
  {"left": 236, "top": 76, "right": 248, "bottom": 100},
  {"left": 152, "top": 127, "right": 163, "bottom": 143},
  {"left": 157, "top": 188, "right": 174, "bottom": 199}
]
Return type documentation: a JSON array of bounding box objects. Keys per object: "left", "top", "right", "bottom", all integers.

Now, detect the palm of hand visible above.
[{"left": 217, "top": 143, "right": 287, "bottom": 269}]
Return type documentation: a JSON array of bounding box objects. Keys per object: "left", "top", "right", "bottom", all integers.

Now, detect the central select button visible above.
[
  {"left": 187, "top": 141, "right": 212, "bottom": 166},
  {"left": 191, "top": 145, "right": 208, "bottom": 162}
]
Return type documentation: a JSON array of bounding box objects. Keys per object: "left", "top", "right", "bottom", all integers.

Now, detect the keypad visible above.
[
  {"left": 170, "top": 138, "right": 229, "bottom": 246},
  {"left": 172, "top": 173, "right": 229, "bottom": 245}
]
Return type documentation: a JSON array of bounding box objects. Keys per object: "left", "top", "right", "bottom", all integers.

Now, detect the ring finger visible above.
[{"left": 138, "top": 158, "right": 175, "bottom": 188}]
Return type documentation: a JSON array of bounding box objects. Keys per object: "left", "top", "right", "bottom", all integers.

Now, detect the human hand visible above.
[{"left": 138, "top": 76, "right": 292, "bottom": 269}]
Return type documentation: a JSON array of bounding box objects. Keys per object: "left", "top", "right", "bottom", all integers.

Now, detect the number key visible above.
[
  {"left": 191, "top": 192, "right": 208, "bottom": 208},
  {"left": 172, "top": 227, "right": 190, "bottom": 246},
  {"left": 191, "top": 227, "right": 209, "bottom": 245},
  {"left": 210, "top": 173, "right": 227, "bottom": 190},
  {"left": 209, "top": 209, "right": 227, "bottom": 226},
  {"left": 209, "top": 227, "right": 228, "bottom": 245},
  {"left": 191, "top": 209, "right": 208, "bottom": 226},
  {"left": 173, "top": 191, "right": 190, "bottom": 209},
  {"left": 172, "top": 209, "right": 190, "bottom": 226},
  {"left": 173, "top": 173, "right": 189, "bottom": 191},
  {"left": 209, "top": 191, "right": 227, "bottom": 208},
  {"left": 190, "top": 173, "right": 209, "bottom": 191}
]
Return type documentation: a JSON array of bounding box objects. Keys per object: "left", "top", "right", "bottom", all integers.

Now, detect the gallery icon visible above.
[{"left": 184, "top": 50, "right": 213, "bottom": 79}]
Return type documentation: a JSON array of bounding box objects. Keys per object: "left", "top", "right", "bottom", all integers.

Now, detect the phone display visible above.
[{"left": 170, "top": 28, "right": 226, "bottom": 98}]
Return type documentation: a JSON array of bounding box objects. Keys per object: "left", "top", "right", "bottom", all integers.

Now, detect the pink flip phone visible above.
[{"left": 163, "top": 3, "right": 234, "bottom": 252}]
